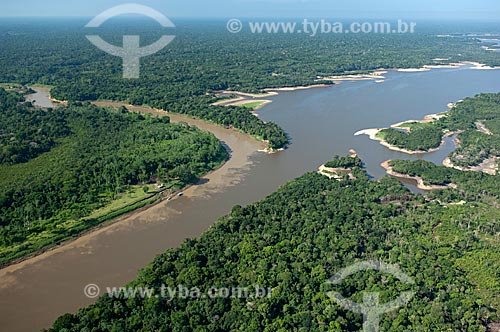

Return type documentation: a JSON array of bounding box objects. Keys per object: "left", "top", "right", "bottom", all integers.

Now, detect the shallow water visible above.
[
  {"left": 2, "top": 66, "right": 500, "bottom": 332},
  {"left": 25, "top": 86, "right": 55, "bottom": 108}
]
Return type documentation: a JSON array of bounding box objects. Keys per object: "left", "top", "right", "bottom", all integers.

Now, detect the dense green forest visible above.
[
  {"left": 324, "top": 155, "right": 362, "bottom": 168},
  {"left": 2, "top": 20, "right": 500, "bottom": 149},
  {"left": 377, "top": 124, "right": 444, "bottom": 152},
  {"left": 0, "top": 89, "right": 228, "bottom": 265},
  {"left": 442, "top": 94, "right": 500, "bottom": 166},
  {"left": 389, "top": 159, "right": 500, "bottom": 202},
  {"left": 1, "top": 19, "right": 500, "bottom": 330},
  {"left": 47, "top": 158, "right": 499, "bottom": 331},
  {"left": 378, "top": 93, "right": 500, "bottom": 166}
]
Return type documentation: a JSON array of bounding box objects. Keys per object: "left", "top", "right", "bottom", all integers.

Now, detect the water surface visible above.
[
  {"left": 2, "top": 66, "right": 500, "bottom": 332},
  {"left": 25, "top": 86, "right": 55, "bottom": 108}
]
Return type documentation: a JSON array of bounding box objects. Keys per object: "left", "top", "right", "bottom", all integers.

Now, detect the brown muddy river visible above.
[{"left": 2, "top": 65, "right": 500, "bottom": 331}]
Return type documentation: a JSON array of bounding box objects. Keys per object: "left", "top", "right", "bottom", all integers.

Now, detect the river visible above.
[{"left": 2, "top": 65, "right": 500, "bottom": 332}]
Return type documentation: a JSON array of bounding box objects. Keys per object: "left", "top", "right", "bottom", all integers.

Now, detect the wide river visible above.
[{"left": 3, "top": 65, "right": 500, "bottom": 332}]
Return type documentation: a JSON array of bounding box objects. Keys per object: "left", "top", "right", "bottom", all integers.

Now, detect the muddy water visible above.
[{"left": 2, "top": 66, "right": 500, "bottom": 332}]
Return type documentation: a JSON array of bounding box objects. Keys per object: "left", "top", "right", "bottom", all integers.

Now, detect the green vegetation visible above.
[
  {"left": 168, "top": 102, "right": 288, "bottom": 150},
  {"left": 324, "top": 155, "right": 362, "bottom": 168},
  {"left": 377, "top": 124, "right": 444, "bottom": 152},
  {"left": 389, "top": 159, "right": 500, "bottom": 199},
  {"left": 379, "top": 93, "right": 500, "bottom": 165},
  {"left": 0, "top": 89, "right": 70, "bottom": 164},
  {"left": 238, "top": 101, "right": 267, "bottom": 109},
  {"left": 375, "top": 95, "right": 500, "bottom": 313},
  {"left": 48, "top": 157, "right": 499, "bottom": 331},
  {"left": 1, "top": 19, "right": 500, "bottom": 331},
  {"left": 384, "top": 158, "right": 500, "bottom": 314},
  {"left": 84, "top": 184, "right": 173, "bottom": 221},
  {"left": 0, "top": 89, "right": 228, "bottom": 265},
  {"left": 442, "top": 94, "right": 500, "bottom": 167},
  {"left": 2, "top": 20, "right": 500, "bottom": 150}
]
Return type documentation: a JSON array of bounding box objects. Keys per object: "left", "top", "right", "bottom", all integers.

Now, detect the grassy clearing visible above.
[
  {"left": 239, "top": 101, "right": 268, "bottom": 109},
  {"left": 375, "top": 130, "right": 387, "bottom": 140},
  {"left": 397, "top": 121, "right": 434, "bottom": 131},
  {"left": 0, "top": 183, "right": 181, "bottom": 266},
  {"left": 85, "top": 185, "right": 159, "bottom": 220}
]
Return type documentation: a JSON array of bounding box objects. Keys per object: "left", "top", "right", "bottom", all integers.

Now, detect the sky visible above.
[{"left": 2, "top": 0, "right": 500, "bottom": 20}]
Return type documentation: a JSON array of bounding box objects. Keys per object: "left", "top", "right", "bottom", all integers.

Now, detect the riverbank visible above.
[
  {"left": 3, "top": 60, "right": 500, "bottom": 332},
  {"left": 354, "top": 106, "right": 454, "bottom": 155},
  {"left": 443, "top": 155, "right": 499, "bottom": 175},
  {"left": 397, "top": 61, "right": 500, "bottom": 72},
  {"left": 266, "top": 83, "right": 333, "bottom": 91},
  {"left": 211, "top": 97, "right": 272, "bottom": 110},
  {"left": 389, "top": 112, "right": 448, "bottom": 129},
  {"left": 318, "top": 149, "right": 358, "bottom": 180},
  {"left": 354, "top": 127, "right": 451, "bottom": 155},
  {"left": 0, "top": 98, "right": 266, "bottom": 275},
  {"left": 215, "top": 84, "right": 333, "bottom": 108},
  {"left": 317, "top": 71, "right": 387, "bottom": 82},
  {"left": 381, "top": 160, "right": 457, "bottom": 190},
  {"left": 317, "top": 61, "right": 499, "bottom": 83}
]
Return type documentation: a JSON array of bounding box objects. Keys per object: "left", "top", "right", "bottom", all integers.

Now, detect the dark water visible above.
[{"left": 2, "top": 66, "right": 500, "bottom": 332}]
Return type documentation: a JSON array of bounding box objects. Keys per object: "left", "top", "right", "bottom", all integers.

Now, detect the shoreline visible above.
[
  {"left": 0, "top": 98, "right": 267, "bottom": 275},
  {"left": 7, "top": 61, "right": 497, "bottom": 267},
  {"left": 265, "top": 83, "right": 333, "bottom": 91},
  {"left": 354, "top": 127, "right": 449, "bottom": 155},
  {"left": 222, "top": 90, "right": 278, "bottom": 98},
  {"left": 316, "top": 71, "right": 387, "bottom": 82},
  {"left": 390, "top": 111, "right": 449, "bottom": 128},
  {"left": 381, "top": 160, "right": 456, "bottom": 190},
  {"left": 46, "top": 89, "right": 278, "bottom": 155},
  {"left": 219, "top": 61, "right": 500, "bottom": 110},
  {"left": 1, "top": 60, "right": 499, "bottom": 331},
  {"left": 398, "top": 61, "right": 500, "bottom": 72},
  {"left": 443, "top": 155, "right": 498, "bottom": 176},
  {"left": 354, "top": 107, "right": 456, "bottom": 155},
  {"left": 220, "top": 84, "right": 332, "bottom": 99},
  {"left": 211, "top": 98, "right": 273, "bottom": 110},
  {"left": 3, "top": 61, "right": 497, "bottom": 274}
]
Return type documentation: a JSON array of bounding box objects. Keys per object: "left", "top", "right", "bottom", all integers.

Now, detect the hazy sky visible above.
[{"left": 2, "top": 0, "right": 500, "bottom": 20}]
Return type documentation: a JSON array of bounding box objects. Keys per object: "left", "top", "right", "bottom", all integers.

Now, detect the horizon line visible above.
[{"left": 0, "top": 15, "right": 499, "bottom": 22}]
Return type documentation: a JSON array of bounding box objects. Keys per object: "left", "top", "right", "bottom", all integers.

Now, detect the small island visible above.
[
  {"left": 355, "top": 112, "right": 449, "bottom": 154},
  {"left": 361, "top": 94, "right": 500, "bottom": 176},
  {"left": 318, "top": 152, "right": 361, "bottom": 181}
]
